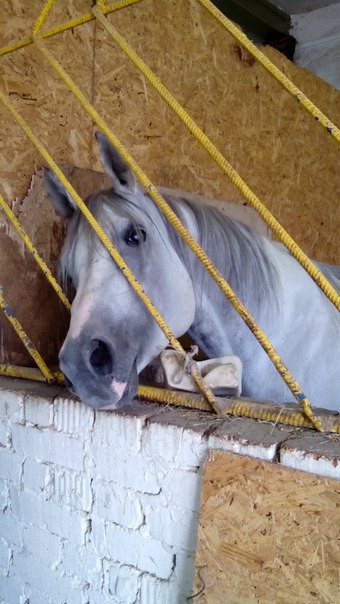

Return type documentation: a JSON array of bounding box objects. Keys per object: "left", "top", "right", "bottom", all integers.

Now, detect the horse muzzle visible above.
[{"left": 60, "top": 336, "right": 139, "bottom": 410}]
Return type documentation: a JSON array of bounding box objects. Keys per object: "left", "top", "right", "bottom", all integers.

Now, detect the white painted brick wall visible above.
[{"left": 0, "top": 378, "right": 339, "bottom": 604}]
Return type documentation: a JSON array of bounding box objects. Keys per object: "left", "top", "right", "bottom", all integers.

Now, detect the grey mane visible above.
[{"left": 160, "top": 194, "right": 280, "bottom": 316}]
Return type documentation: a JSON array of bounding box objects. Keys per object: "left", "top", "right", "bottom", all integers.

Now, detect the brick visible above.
[
  {"left": 208, "top": 417, "right": 285, "bottom": 462},
  {"left": 90, "top": 518, "right": 106, "bottom": 556},
  {"left": 84, "top": 590, "right": 118, "bottom": 604},
  {"left": 0, "top": 478, "right": 9, "bottom": 512},
  {"left": 208, "top": 434, "right": 278, "bottom": 463},
  {"left": 12, "top": 551, "right": 85, "bottom": 604},
  {"left": 91, "top": 401, "right": 155, "bottom": 453},
  {"left": 0, "top": 389, "right": 25, "bottom": 423},
  {"left": 10, "top": 489, "right": 88, "bottom": 545},
  {"left": 12, "top": 423, "right": 85, "bottom": 472},
  {"left": 62, "top": 541, "right": 103, "bottom": 590},
  {"left": 161, "top": 467, "right": 203, "bottom": 512},
  {"left": 22, "top": 458, "right": 47, "bottom": 494},
  {"left": 0, "top": 418, "right": 10, "bottom": 448},
  {"left": 0, "top": 576, "right": 25, "bottom": 604},
  {"left": 48, "top": 466, "right": 93, "bottom": 512},
  {"left": 0, "top": 449, "right": 22, "bottom": 481},
  {"left": 92, "top": 521, "right": 174, "bottom": 580},
  {"left": 140, "top": 575, "right": 176, "bottom": 604},
  {"left": 0, "top": 540, "right": 11, "bottom": 575},
  {"left": 91, "top": 448, "right": 161, "bottom": 494},
  {"left": 108, "top": 563, "right": 141, "bottom": 604},
  {"left": 280, "top": 448, "right": 340, "bottom": 479},
  {"left": 143, "top": 500, "right": 198, "bottom": 552},
  {"left": 22, "top": 525, "right": 61, "bottom": 567},
  {"left": 54, "top": 396, "right": 94, "bottom": 436},
  {"left": 24, "top": 397, "right": 53, "bottom": 427},
  {"left": 19, "top": 587, "right": 53, "bottom": 604},
  {"left": 142, "top": 420, "right": 208, "bottom": 469},
  {"left": 22, "top": 459, "right": 92, "bottom": 511},
  {"left": 0, "top": 511, "right": 22, "bottom": 547},
  {"left": 94, "top": 480, "right": 143, "bottom": 529},
  {"left": 280, "top": 434, "right": 340, "bottom": 480}
]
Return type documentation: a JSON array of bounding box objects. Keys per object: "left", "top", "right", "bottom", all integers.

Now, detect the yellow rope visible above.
[
  {"left": 0, "top": 87, "right": 220, "bottom": 415},
  {"left": 0, "top": 292, "right": 55, "bottom": 383},
  {"left": 0, "top": 365, "right": 337, "bottom": 432},
  {"left": 198, "top": 0, "right": 340, "bottom": 144},
  {"left": 27, "top": 38, "right": 323, "bottom": 429},
  {"left": 0, "top": 364, "right": 64, "bottom": 383},
  {"left": 32, "top": 0, "right": 55, "bottom": 35},
  {"left": 137, "top": 386, "right": 340, "bottom": 433},
  {"left": 0, "top": 194, "right": 71, "bottom": 311},
  {"left": 0, "top": 0, "right": 142, "bottom": 56},
  {"left": 93, "top": 6, "right": 340, "bottom": 314}
]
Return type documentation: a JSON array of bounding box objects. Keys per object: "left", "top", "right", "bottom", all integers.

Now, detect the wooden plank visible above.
[{"left": 193, "top": 450, "right": 340, "bottom": 604}]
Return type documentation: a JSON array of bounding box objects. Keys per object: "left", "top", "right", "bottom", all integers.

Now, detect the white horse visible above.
[{"left": 44, "top": 133, "right": 340, "bottom": 411}]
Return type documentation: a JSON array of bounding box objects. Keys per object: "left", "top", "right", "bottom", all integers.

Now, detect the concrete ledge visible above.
[{"left": 0, "top": 377, "right": 339, "bottom": 473}]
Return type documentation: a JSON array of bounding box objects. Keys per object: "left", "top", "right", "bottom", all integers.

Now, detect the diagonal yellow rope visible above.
[
  {"left": 198, "top": 0, "right": 340, "bottom": 144},
  {"left": 32, "top": 0, "right": 55, "bottom": 35},
  {"left": 93, "top": 5, "right": 340, "bottom": 314},
  {"left": 0, "top": 0, "right": 142, "bottom": 56},
  {"left": 0, "top": 89, "right": 221, "bottom": 415},
  {"left": 0, "top": 194, "right": 71, "bottom": 311},
  {"left": 23, "top": 37, "right": 323, "bottom": 429},
  {"left": 0, "top": 291, "right": 55, "bottom": 382}
]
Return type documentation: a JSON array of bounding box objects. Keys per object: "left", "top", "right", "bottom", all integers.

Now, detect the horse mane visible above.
[{"left": 160, "top": 194, "right": 280, "bottom": 316}]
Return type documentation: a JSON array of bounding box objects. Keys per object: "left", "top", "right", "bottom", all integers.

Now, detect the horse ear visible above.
[
  {"left": 44, "top": 168, "right": 77, "bottom": 218},
  {"left": 95, "top": 132, "right": 137, "bottom": 193}
]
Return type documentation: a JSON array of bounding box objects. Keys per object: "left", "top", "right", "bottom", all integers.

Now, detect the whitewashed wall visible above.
[{"left": 0, "top": 378, "right": 339, "bottom": 604}]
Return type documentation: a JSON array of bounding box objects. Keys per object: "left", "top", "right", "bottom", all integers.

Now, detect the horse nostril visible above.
[{"left": 89, "top": 339, "right": 113, "bottom": 375}]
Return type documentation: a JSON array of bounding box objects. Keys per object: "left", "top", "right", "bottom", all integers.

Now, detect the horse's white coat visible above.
[{"left": 68, "top": 291, "right": 93, "bottom": 340}]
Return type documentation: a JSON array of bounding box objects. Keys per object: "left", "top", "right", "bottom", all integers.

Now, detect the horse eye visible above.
[{"left": 124, "top": 227, "right": 147, "bottom": 247}]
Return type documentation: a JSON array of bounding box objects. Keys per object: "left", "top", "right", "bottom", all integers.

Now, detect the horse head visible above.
[{"left": 44, "top": 133, "right": 196, "bottom": 409}]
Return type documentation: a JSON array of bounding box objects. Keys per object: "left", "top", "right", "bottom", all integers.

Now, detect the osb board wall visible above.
[
  {"left": 0, "top": 167, "right": 109, "bottom": 365},
  {"left": 193, "top": 450, "right": 340, "bottom": 604},
  {"left": 0, "top": 0, "right": 339, "bottom": 363}
]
